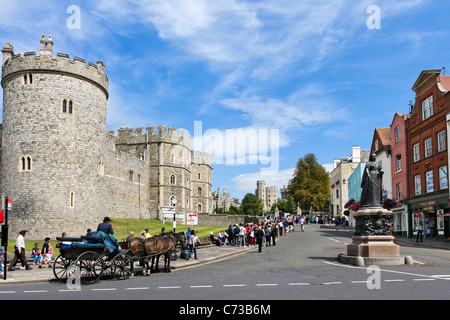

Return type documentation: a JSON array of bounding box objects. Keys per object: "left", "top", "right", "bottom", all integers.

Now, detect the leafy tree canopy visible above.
[{"left": 287, "top": 153, "right": 330, "bottom": 212}]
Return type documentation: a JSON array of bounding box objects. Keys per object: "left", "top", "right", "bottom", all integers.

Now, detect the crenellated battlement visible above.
[
  {"left": 146, "top": 125, "right": 192, "bottom": 149},
  {"left": 1, "top": 35, "right": 108, "bottom": 96},
  {"left": 113, "top": 125, "right": 192, "bottom": 150},
  {"left": 192, "top": 150, "right": 213, "bottom": 166}
]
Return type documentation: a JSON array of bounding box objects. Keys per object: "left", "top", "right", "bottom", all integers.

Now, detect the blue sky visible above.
[{"left": 1, "top": 0, "right": 449, "bottom": 200}]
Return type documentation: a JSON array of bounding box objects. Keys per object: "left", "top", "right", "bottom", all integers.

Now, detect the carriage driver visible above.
[{"left": 97, "top": 216, "right": 114, "bottom": 235}]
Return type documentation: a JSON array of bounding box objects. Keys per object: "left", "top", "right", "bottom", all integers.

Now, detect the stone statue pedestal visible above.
[
  {"left": 347, "top": 235, "right": 399, "bottom": 257},
  {"left": 338, "top": 208, "right": 412, "bottom": 266}
]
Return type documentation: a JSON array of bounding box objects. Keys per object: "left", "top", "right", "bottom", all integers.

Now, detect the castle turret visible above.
[{"left": 0, "top": 36, "right": 109, "bottom": 239}]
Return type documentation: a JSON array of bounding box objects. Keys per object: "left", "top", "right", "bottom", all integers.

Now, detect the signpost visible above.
[{"left": 1, "top": 198, "right": 10, "bottom": 280}]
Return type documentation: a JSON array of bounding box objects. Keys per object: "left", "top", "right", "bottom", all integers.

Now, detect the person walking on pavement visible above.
[
  {"left": 416, "top": 221, "right": 424, "bottom": 242},
  {"left": 8, "top": 230, "right": 32, "bottom": 271},
  {"left": 255, "top": 225, "right": 264, "bottom": 253},
  {"left": 186, "top": 230, "right": 200, "bottom": 260},
  {"left": 271, "top": 225, "right": 278, "bottom": 246}
]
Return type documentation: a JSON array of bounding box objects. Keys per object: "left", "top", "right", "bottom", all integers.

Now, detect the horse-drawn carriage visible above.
[{"left": 53, "top": 231, "right": 186, "bottom": 284}]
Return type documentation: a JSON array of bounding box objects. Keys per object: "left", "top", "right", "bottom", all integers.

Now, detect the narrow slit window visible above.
[
  {"left": 21, "top": 156, "right": 26, "bottom": 171},
  {"left": 68, "top": 100, "right": 73, "bottom": 114},
  {"left": 70, "top": 192, "right": 75, "bottom": 207},
  {"left": 62, "top": 99, "right": 67, "bottom": 113}
]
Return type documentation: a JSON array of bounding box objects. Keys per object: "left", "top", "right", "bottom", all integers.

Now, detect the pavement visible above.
[
  {"left": 0, "top": 242, "right": 257, "bottom": 284},
  {"left": 1, "top": 225, "right": 449, "bottom": 285}
]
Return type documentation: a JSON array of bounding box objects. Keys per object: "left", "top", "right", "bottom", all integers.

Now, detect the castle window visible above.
[
  {"left": 197, "top": 204, "right": 202, "bottom": 212},
  {"left": 170, "top": 175, "right": 176, "bottom": 185},
  {"left": 171, "top": 154, "right": 174, "bottom": 163},
  {"left": 198, "top": 187, "right": 202, "bottom": 196},
  {"left": 70, "top": 191, "right": 75, "bottom": 208},
  {"left": 98, "top": 160, "right": 105, "bottom": 176},
  {"left": 129, "top": 170, "right": 134, "bottom": 181},
  {"left": 19, "top": 156, "right": 32, "bottom": 172},
  {"left": 62, "top": 99, "right": 74, "bottom": 114},
  {"left": 29, "top": 74, "right": 33, "bottom": 84},
  {"left": 198, "top": 173, "right": 201, "bottom": 180}
]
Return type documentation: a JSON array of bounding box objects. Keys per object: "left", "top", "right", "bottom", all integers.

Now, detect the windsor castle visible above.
[{"left": 0, "top": 36, "right": 213, "bottom": 239}]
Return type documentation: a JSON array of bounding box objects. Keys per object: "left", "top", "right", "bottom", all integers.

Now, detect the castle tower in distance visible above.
[{"left": 0, "top": 36, "right": 213, "bottom": 239}]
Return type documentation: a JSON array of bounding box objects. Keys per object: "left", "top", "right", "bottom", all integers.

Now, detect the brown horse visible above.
[
  {"left": 128, "top": 237, "right": 157, "bottom": 276},
  {"left": 128, "top": 232, "right": 186, "bottom": 275},
  {"left": 152, "top": 232, "right": 186, "bottom": 273}
]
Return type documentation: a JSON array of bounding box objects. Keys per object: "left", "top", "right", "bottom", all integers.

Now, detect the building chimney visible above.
[{"left": 352, "top": 145, "right": 361, "bottom": 163}]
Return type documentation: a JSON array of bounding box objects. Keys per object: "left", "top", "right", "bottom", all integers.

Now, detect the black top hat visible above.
[{"left": 103, "top": 217, "right": 111, "bottom": 222}]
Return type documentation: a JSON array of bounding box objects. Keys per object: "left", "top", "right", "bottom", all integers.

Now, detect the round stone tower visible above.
[{"left": 1, "top": 36, "right": 109, "bottom": 239}]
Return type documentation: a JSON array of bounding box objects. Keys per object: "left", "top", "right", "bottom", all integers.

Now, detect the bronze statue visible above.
[{"left": 360, "top": 152, "right": 384, "bottom": 208}]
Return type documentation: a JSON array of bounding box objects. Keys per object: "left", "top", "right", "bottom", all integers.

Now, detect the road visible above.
[{"left": 1, "top": 224, "right": 449, "bottom": 304}]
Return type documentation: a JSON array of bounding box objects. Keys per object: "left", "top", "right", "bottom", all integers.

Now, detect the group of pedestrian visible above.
[
  {"left": 5, "top": 230, "right": 56, "bottom": 272},
  {"left": 186, "top": 226, "right": 200, "bottom": 260},
  {"left": 31, "top": 237, "right": 54, "bottom": 269},
  {"left": 208, "top": 216, "right": 300, "bottom": 253}
]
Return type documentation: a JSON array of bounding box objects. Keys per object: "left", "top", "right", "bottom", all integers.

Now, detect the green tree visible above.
[
  {"left": 272, "top": 196, "right": 297, "bottom": 213},
  {"left": 228, "top": 205, "right": 241, "bottom": 215},
  {"left": 240, "top": 193, "right": 263, "bottom": 216},
  {"left": 288, "top": 153, "right": 330, "bottom": 212}
]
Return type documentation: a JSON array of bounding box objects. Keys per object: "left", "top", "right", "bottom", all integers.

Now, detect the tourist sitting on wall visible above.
[
  {"left": 210, "top": 232, "right": 221, "bottom": 246},
  {"left": 218, "top": 231, "right": 227, "bottom": 246}
]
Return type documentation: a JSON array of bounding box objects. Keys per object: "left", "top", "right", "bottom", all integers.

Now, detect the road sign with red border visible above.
[{"left": 186, "top": 213, "right": 198, "bottom": 225}]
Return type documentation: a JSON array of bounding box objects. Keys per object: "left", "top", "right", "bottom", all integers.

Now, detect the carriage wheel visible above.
[
  {"left": 75, "top": 251, "right": 104, "bottom": 285},
  {"left": 53, "top": 254, "right": 72, "bottom": 280},
  {"left": 111, "top": 253, "right": 133, "bottom": 280},
  {"left": 101, "top": 255, "right": 115, "bottom": 279}
]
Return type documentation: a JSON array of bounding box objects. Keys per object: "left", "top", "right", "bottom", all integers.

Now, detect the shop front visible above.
[
  {"left": 408, "top": 193, "right": 449, "bottom": 241},
  {"left": 391, "top": 205, "right": 408, "bottom": 237}
]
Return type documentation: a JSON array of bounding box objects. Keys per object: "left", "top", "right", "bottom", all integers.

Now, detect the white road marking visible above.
[
  {"left": 328, "top": 238, "right": 341, "bottom": 243},
  {"left": 92, "top": 288, "right": 116, "bottom": 291},
  {"left": 126, "top": 287, "right": 149, "bottom": 290},
  {"left": 0, "top": 291, "right": 16, "bottom": 294},
  {"left": 256, "top": 283, "right": 278, "bottom": 286},
  {"left": 322, "top": 282, "right": 342, "bottom": 285},
  {"left": 24, "top": 290, "right": 47, "bottom": 293},
  {"left": 158, "top": 286, "right": 181, "bottom": 289},
  {"left": 289, "top": 283, "right": 310, "bottom": 286},
  {"left": 413, "top": 278, "right": 436, "bottom": 281},
  {"left": 190, "top": 285, "right": 213, "bottom": 288},
  {"left": 324, "top": 260, "right": 448, "bottom": 281},
  {"left": 384, "top": 279, "right": 404, "bottom": 282},
  {"left": 223, "top": 284, "right": 246, "bottom": 287}
]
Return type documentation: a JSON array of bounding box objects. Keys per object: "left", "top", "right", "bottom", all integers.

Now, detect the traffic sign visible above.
[{"left": 186, "top": 213, "right": 198, "bottom": 225}]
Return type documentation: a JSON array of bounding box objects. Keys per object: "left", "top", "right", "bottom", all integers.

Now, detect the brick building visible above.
[
  {"left": 390, "top": 112, "right": 410, "bottom": 235},
  {"left": 406, "top": 69, "right": 450, "bottom": 240}
]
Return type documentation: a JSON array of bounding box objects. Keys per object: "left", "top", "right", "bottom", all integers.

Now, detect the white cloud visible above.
[{"left": 231, "top": 167, "right": 295, "bottom": 196}]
